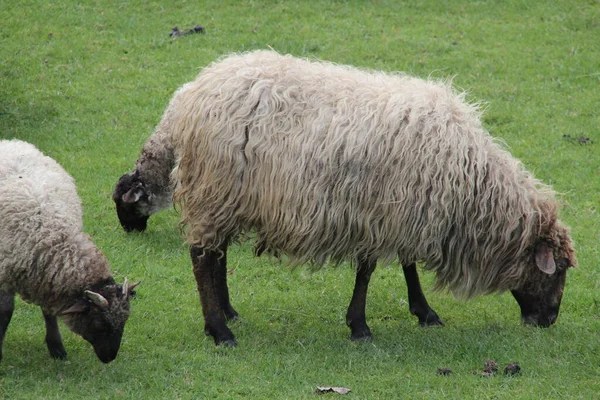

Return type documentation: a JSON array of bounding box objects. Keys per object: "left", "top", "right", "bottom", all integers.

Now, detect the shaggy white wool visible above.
[{"left": 150, "top": 51, "right": 573, "bottom": 298}]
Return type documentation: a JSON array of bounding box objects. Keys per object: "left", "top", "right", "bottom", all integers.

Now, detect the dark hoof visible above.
[
  {"left": 350, "top": 329, "right": 372, "bottom": 341},
  {"left": 351, "top": 334, "right": 373, "bottom": 342},
  {"left": 224, "top": 309, "right": 239, "bottom": 322},
  {"left": 225, "top": 314, "right": 239, "bottom": 323},
  {"left": 412, "top": 308, "right": 444, "bottom": 327},
  {"left": 218, "top": 339, "right": 238, "bottom": 347},
  {"left": 418, "top": 314, "right": 444, "bottom": 327},
  {"left": 48, "top": 346, "right": 68, "bottom": 360},
  {"left": 208, "top": 330, "right": 237, "bottom": 346}
]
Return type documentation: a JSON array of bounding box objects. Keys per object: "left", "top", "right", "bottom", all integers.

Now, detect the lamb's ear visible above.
[
  {"left": 60, "top": 301, "right": 88, "bottom": 315},
  {"left": 535, "top": 242, "right": 556, "bottom": 275},
  {"left": 122, "top": 186, "right": 145, "bottom": 203}
]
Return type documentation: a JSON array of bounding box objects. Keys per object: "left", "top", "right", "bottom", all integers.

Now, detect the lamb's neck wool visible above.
[
  {"left": 17, "top": 233, "right": 111, "bottom": 314},
  {"left": 170, "top": 51, "right": 569, "bottom": 298}
]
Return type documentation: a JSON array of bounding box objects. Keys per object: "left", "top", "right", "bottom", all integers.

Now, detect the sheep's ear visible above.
[
  {"left": 535, "top": 242, "right": 556, "bottom": 275},
  {"left": 60, "top": 301, "right": 88, "bottom": 315},
  {"left": 122, "top": 186, "right": 145, "bottom": 203},
  {"left": 85, "top": 290, "right": 109, "bottom": 309}
]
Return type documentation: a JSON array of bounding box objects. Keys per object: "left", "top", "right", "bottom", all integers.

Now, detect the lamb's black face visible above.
[
  {"left": 73, "top": 309, "right": 125, "bottom": 363},
  {"left": 113, "top": 170, "right": 151, "bottom": 232},
  {"left": 61, "top": 281, "right": 138, "bottom": 363}
]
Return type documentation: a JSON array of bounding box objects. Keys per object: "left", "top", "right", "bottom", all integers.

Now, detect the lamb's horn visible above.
[
  {"left": 85, "top": 290, "right": 109, "bottom": 309},
  {"left": 123, "top": 277, "right": 141, "bottom": 296}
]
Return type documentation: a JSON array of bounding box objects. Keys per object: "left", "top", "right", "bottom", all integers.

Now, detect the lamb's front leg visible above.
[
  {"left": 190, "top": 244, "right": 237, "bottom": 347},
  {"left": 346, "top": 256, "right": 377, "bottom": 341},
  {"left": 0, "top": 292, "right": 15, "bottom": 361},
  {"left": 43, "top": 310, "right": 67, "bottom": 359}
]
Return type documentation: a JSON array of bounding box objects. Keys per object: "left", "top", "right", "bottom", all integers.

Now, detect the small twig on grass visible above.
[
  {"left": 169, "top": 25, "right": 205, "bottom": 38},
  {"left": 315, "top": 386, "right": 351, "bottom": 395}
]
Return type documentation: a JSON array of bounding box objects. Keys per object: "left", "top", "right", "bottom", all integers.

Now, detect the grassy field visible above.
[{"left": 1, "top": 0, "right": 599, "bottom": 398}]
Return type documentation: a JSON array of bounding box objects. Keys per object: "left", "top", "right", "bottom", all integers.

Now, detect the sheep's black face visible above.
[
  {"left": 511, "top": 265, "right": 568, "bottom": 327},
  {"left": 115, "top": 201, "right": 150, "bottom": 232},
  {"left": 510, "top": 240, "right": 573, "bottom": 328},
  {"left": 60, "top": 280, "right": 138, "bottom": 363},
  {"left": 113, "top": 170, "right": 151, "bottom": 232}
]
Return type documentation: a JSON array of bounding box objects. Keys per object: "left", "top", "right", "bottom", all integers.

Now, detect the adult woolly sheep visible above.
[
  {"left": 0, "top": 139, "right": 139, "bottom": 363},
  {"left": 114, "top": 50, "right": 576, "bottom": 347}
]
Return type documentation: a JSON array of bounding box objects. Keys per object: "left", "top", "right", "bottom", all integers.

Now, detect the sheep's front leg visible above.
[
  {"left": 190, "top": 244, "right": 237, "bottom": 347},
  {"left": 214, "top": 245, "right": 239, "bottom": 321},
  {"left": 346, "top": 256, "right": 377, "bottom": 341},
  {"left": 43, "top": 311, "right": 67, "bottom": 359},
  {"left": 0, "top": 292, "right": 15, "bottom": 361},
  {"left": 402, "top": 262, "right": 443, "bottom": 326}
]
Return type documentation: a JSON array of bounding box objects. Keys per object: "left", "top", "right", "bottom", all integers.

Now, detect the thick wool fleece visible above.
[
  {"left": 134, "top": 50, "right": 573, "bottom": 298},
  {"left": 0, "top": 139, "right": 111, "bottom": 314}
]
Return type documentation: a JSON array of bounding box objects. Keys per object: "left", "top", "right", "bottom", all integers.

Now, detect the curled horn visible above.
[{"left": 85, "top": 290, "right": 109, "bottom": 309}]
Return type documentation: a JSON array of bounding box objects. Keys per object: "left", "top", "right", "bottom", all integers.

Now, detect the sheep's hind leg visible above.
[
  {"left": 0, "top": 292, "right": 15, "bottom": 361},
  {"left": 191, "top": 244, "right": 237, "bottom": 347},
  {"left": 43, "top": 311, "right": 67, "bottom": 359},
  {"left": 214, "top": 245, "right": 239, "bottom": 321},
  {"left": 346, "top": 256, "right": 377, "bottom": 341},
  {"left": 402, "top": 262, "right": 443, "bottom": 326}
]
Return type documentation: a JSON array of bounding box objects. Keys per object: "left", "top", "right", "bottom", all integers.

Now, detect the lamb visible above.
[
  {"left": 114, "top": 50, "right": 576, "bottom": 347},
  {"left": 0, "top": 139, "right": 139, "bottom": 363}
]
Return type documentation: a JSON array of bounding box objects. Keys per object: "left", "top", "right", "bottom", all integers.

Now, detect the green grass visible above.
[{"left": 1, "top": 0, "right": 599, "bottom": 398}]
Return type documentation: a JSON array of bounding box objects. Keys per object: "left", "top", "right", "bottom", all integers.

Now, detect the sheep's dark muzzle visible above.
[
  {"left": 96, "top": 350, "right": 117, "bottom": 364},
  {"left": 91, "top": 333, "right": 123, "bottom": 363},
  {"left": 511, "top": 289, "right": 561, "bottom": 328},
  {"left": 118, "top": 214, "right": 149, "bottom": 232},
  {"left": 520, "top": 309, "right": 558, "bottom": 328},
  {"left": 115, "top": 203, "right": 149, "bottom": 232}
]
